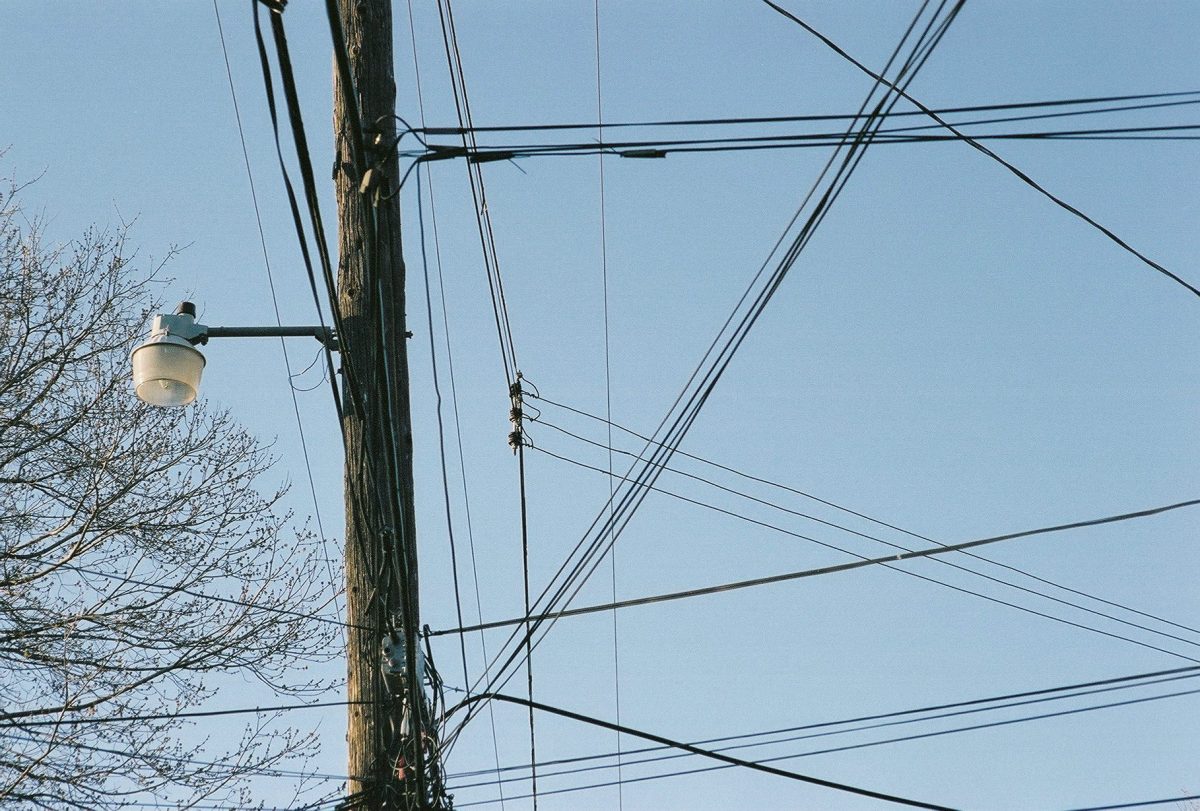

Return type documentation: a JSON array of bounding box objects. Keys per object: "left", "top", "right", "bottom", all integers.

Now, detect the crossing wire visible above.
[
  {"left": 445, "top": 694, "right": 956, "bottom": 810},
  {"left": 444, "top": 0, "right": 946, "bottom": 743},
  {"left": 452, "top": 0, "right": 966, "bottom": 736},
  {"left": 529, "top": 394, "right": 1200, "bottom": 640},
  {"left": 524, "top": 418, "right": 1200, "bottom": 654},
  {"left": 443, "top": 663, "right": 1200, "bottom": 782},
  {"left": 446, "top": 670, "right": 1200, "bottom": 792},
  {"left": 412, "top": 89, "right": 1200, "bottom": 135},
  {"left": 429, "top": 492, "right": 1200, "bottom": 638},
  {"left": 450, "top": 683, "right": 1200, "bottom": 808},
  {"left": 762, "top": 0, "right": 1200, "bottom": 300},
  {"left": 434, "top": 0, "right": 519, "bottom": 384}
]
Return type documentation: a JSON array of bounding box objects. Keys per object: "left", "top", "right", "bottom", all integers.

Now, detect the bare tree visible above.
[{"left": 0, "top": 182, "right": 342, "bottom": 809}]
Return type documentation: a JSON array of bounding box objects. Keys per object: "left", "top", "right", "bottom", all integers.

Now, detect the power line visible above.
[
  {"left": 445, "top": 663, "right": 1200, "bottom": 781},
  {"left": 412, "top": 89, "right": 1200, "bottom": 135},
  {"left": 468, "top": 444, "right": 1200, "bottom": 664},
  {"left": 450, "top": 2, "right": 970, "bottom": 739},
  {"left": 525, "top": 417, "right": 1200, "bottom": 653},
  {"left": 435, "top": 0, "right": 519, "bottom": 384},
  {"left": 212, "top": 0, "right": 345, "bottom": 639},
  {"left": 447, "top": 672, "right": 1200, "bottom": 794},
  {"left": 444, "top": 693, "right": 956, "bottom": 810},
  {"left": 530, "top": 394, "right": 1200, "bottom": 640},
  {"left": 2, "top": 700, "right": 373, "bottom": 728},
  {"left": 592, "top": 3, "right": 624, "bottom": 808},
  {"left": 762, "top": 0, "right": 1200, "bottom": 300},
  {"left": 452, "top": 679, "right": 1200, "bottom": 807},
  {"left": 408, "top": 122, "right": 1200, "bottom": 163},
  {"left": 404, "top": 0, "right": 508, "bottom": 802},
  {"left": 429, "top": 493, "right": 1200, "bottom": 637}
]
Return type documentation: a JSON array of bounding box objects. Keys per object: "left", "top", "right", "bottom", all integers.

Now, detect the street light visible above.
[{"left": 132, "top": 301, "right": 337, "bottom": 407}]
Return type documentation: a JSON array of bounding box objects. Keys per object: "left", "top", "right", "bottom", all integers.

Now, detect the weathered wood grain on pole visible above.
[{"left": 333, "top": 0, "right": 424, "bottom": 805}]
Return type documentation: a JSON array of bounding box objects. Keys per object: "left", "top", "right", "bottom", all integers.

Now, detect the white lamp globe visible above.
[{"left": 131, "top": 333, "right": 206, "bottom": 406}]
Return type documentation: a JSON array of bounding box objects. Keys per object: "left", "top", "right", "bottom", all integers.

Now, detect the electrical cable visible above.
[
  {"left": 444, "top": 693, "right": 956, "bottom": 810},
  {"left": 453, "top": 0, "right": 950, "bottom": 719},
  {"left": 762, "top": 0, "right": 1200, "bottom": 300},
  {"left": 430, "top": 491, "right": 1200, "bottom": 637},
  {"left": 526, "top": 419, "right": 1200, "bottom": 653},
  {"left": 408, "top": 122, "right": 1200, "bottom": 162},
  {"left": 530, "top": 394, "right": 1200, "bottom": 640},
  {"left": 448, "top": 2, "right": 962, "bottom": 743},
  {"left": 593, "top": 2, "right": 625, "bottom": 806},
  {"left": 459, "top": 0, "right": 966, "bottom": 723},
  {"left": 429, "top": 1, "right": 532, "bottom": 790},
  {"left": 260, "top": 2, "right": 439, "bottom": 802},
  {"left": 416, "top": 152, "right": 470, "bottom": 692},
  {"left": 403, "top": 0, "right": 509, "bottom": 802},
  {"left": 213, "top": 0, "right": 345, "bottom": 638},
  {"left": 412, "top": 89, "right": 1200, "bottom": 136},
  {"left": 249, "top": 5, "right": 349, "bottom": 423},
  {"left": 443, "top": 663, "right": 1200, "bottom": 781},
  {"left": 2, "top": 700, "right": 375, "bottom": 728},
  {"left": 434, "top": 0, "right": 519, "bottom": 385},
  {"left": 450, "top": 679, "right": 1200, "bottom": 807},
  {"left": 517, "top": 438, "right": 538, "bottom": 809},
  {"left": 448, "top": 671, "right": 1200, "bottom": 792},
  {"left": 479, "top": 444, "right": 1200, "bottom": 665}
]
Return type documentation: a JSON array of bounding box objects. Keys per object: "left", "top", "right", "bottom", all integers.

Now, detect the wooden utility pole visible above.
[{"left": 332, "top": 0, "right": 440, "bottom": 807}]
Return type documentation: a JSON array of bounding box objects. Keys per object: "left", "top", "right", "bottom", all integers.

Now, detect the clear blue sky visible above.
[{"left": 4, "top": 2, "right": 1199, "bottom": 808}]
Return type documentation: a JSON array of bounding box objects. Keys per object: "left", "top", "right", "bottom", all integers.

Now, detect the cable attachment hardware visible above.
[
  {"left": 381, "top": 631, "right": 407, "bottom": 676},
  {"left": 508, "top": 374, "right": 524, "bottom": 453}
]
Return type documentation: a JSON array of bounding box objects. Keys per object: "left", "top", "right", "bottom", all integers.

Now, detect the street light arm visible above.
[{"left": 203, "top": 325, "right": 337, "bottom": 350}]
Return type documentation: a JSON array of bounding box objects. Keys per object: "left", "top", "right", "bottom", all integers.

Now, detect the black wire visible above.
[
  {"left": 434, "top": 0, "right": 519, "bottom": 385},
  {"left": 527, "top": 419, "right": 1200, "bottom": 652},
  {"left": 517, "top": 441, "right": 538, "bottom": 809},
  {"left": 412, "top": 89, "right": 1200, "bottom": 135},
  {"left": 449, "top": 684, "right": 1200, "bottom": 808},
  {"left": 530, "top": 0, "right": 955, "bottom": 664},
  {"left": 444, "top": 693, "right": 956, "bottom": 810},
  {"left": 593, "top": 2, "right": 625, "bottom": 805},
  {"left": 452, "top": 0, "right": 964, "bottom": 737},
  {"left": 530, "top": 394, "right": 1200, "bottom": 639},
  {"left": 416, "top": 157, "right": 471, "bottom": 693},
  {"left": 259, "top": 16, "right": 428, "bottom": 800},
  {"left": 501, "top": 0, "right": 960, "bottom": 696},
  {"left": 761, "top": 0, "right": 1200, "bottom": 300},
  {"left": 409, "top": 121, "right": 1200, "bottom": 161},
  {"left": 429, "top": 488, "right": 1200, "bottom": 638},
  {"left": 214, "top": 0, "right": 346, "bottom": 638},
  {"left": 403, "top": 0, "right": 509, "bottom": 800},
  {"left": 2, "top": 700, "right": 375, "bottom": 727},
  {"left": 469, "top": 443, "right": 1200, "bottom": 665},
  {"left": 448, "top": 671, "right": 1200, "bottom": 791},
  {"left": 444, "top": 663, "right": 1200, "bottom": 780},
  {"left": 249, "top": 3, "right": 345, "bottom": 424}
]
